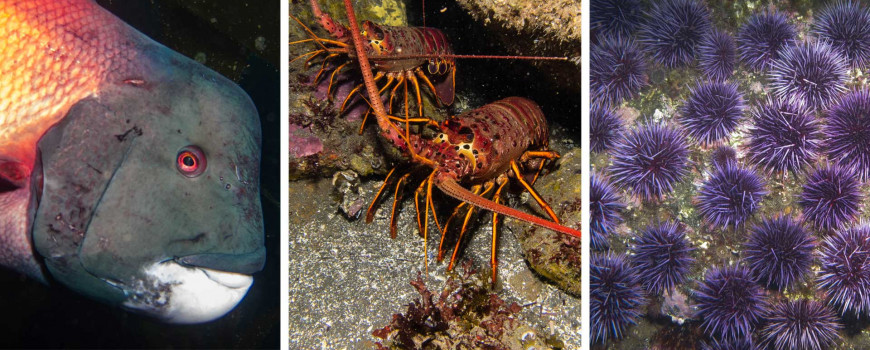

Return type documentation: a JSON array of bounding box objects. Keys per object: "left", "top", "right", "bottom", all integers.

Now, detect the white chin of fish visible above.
[{"left": 120, "top": 261, "right": 253, "bottom": 324}]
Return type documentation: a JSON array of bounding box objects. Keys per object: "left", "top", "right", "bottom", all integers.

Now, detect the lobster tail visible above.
[{"left": 435, "top": 175, "right": 581, "bottom": 238}]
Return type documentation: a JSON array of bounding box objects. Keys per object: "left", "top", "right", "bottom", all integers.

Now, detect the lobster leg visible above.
[
  {"left": 438, "top": 186, "right": 480, "bottom": 262},
  {"left": 422, "top": 171, "right": 438, "bottom": 274},
  {"left": 490, "top": 176, "right": 509, "bottom": 283},
  {"left": 529, "top": 158, "right": 547, "bottom": 186},
  {"left": 448, "top": 181, "right": 495, "bottom": 271},
  {"left": 379, "top": 76, "right": 396, "bottom": 96},
  {"left": 438, "top": 201, "right": 470, "bottom": 261},
  {"left": 358, "top": 75, "right": 396, "bottom": 134},
  {"left": 365, "top": 168, "right": 397, "bottom": 223},
  {"left": 357, "top": 110, "right": 371, "bottom": 135},
  {"left": 407, "top": 72, "right": 425, "bottom": 121},
  {"left": 290, "top": 11, "right": 352, "bottom": 92},
  {"left": 327, "top": 61, "right": 352, "bottom": 100},
  {"left": 290, "top": 49, "right": 323, "bottom": 65},
  {"left": 403, "top": 77, "right": 411, "bottom": 140},
  {"left": 413, "top": 71, "right": 445, "bottom": 128},
  {"left": 413, "top": 177, "right": 426, "bottom": 236},
  {"left": 389, "top": 172, "right": 412, "bottom": 239},
  {"left": 314, "top": 53, "right": 340, "bottom": 89},
  {"left": 415, "top": 69, "right": 441, "bottom": 104},
  {"left": 340, "top": 72, "right": 384, "bottom": 113},
  {"left": 523, "top": 150, "right": 561, "bottom": 160},
  {"left": 289, "top": 37, "right": 348, "bottom": 48},
  {"left": 426, "top": 174, "right": 443, "bottom": 234},
  {"left": 510, "top": 161, "right": 560, "bottom": 224},
  {"left": 387, "top": 76, "right": 404, "bottom": 115},
  {"left": 523, "top": 149, "right": 561, "bottom": 185}
]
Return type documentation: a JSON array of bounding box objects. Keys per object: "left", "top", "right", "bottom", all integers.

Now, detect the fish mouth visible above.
[{"left": 119, "top": 261, "right": 254, "bottom": 324}]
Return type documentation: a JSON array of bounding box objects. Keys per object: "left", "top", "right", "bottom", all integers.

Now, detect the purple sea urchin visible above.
[
  {"left": 630, "top": 221, "right": 694, "bottom": 295},
  {"left": 591, "top": 0, "right": 643, "bottom": 40},
  {"left": 591, "top": 172, "right": 625, "bottom": 251},
  {"left": 678, "top": 82, "right": 745, "bottom": 145},
  {"left": 799, "top": 164, "right": 863, "bottom": 232},
  {"left": 591, "top": 252, "right": 645, "bottom": 343},
  {"left": 698, "top": 29, "right": 737, "bottom": 81},
  {"left": 590, "top": 104, "right": 623, "bottom": 153},
  {"left": 760, "top": 299, "right": 841, "bottom": 350},
  {"left": 769, "top": 40, "right": 849, "bottom": 111},
  {"left": 610, "top": 123, "right": 690, "bottom": 201},
  {"left": 737, "top": 11, "right": 796, "bottom": 71},
  {"left": 745, "top": 98, "right": 822, "bottom": 175},
  {"left": 639, "top": 0, "right": 711, "bottom": 68},
  {"left": 591, "top": 35, "right": 648, "bottom": 106},
  {"left": 825, "top": 89, "right": 870, "bottom": 181},
  {"left": 694, "top": 265, "right": 768, "bottom": 340},
  {"left": 742, "top": 216, "right": 815, "bottom": 291},
  {"left": 696, "top": 162, "right": 767, "bottom": 228},
  {"left": 814, "top": 0, "right": 870, "bottom": 68},
  {"left": 711, "top": 145, "right": 737, "bottom": 168},
  {"left": 818, "top": 225, "right": 870, "bottom": 316}
]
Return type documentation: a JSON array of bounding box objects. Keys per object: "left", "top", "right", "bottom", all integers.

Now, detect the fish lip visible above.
[
  {"left": 118, "top": 260, "right": 254, "bottom": 324},
  {"left": 175, "top": 246, "right": 266, "bottom": 275}
]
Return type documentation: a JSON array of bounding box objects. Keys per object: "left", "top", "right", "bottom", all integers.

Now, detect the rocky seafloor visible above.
[
  {"left": 592, "top": 0, "right": 870, "bottom": 349},
  {"left": 289, "top": 0, "right": 581, "bottom": 348}
]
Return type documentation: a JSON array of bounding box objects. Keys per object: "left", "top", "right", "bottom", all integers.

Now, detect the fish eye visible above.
[{"left": 176, "top": 146, "right": 206, "bottom": 177}]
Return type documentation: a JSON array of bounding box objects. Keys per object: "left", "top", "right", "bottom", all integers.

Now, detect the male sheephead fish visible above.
[{"left": 0, "top": 0, "right": 265, "bottom": 323}]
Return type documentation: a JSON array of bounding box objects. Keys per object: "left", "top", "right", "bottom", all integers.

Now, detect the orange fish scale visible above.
[{"left": 0, "top": 0, "right": 138, "bottom": 167}]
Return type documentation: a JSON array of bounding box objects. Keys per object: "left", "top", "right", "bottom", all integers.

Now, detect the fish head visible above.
[{"left": 31, "top": 41, "right": 264, "bottom": 324}]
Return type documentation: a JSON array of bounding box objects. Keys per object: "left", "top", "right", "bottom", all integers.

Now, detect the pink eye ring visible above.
[{"left": 176, "top": 146, "right": 206, "bottom": 177}]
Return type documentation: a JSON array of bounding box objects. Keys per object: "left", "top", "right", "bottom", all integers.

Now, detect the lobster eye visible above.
[
  {"left": 427, "top": 61, "right": 439, "bottom": 74},
  {"left": 176, "top": 146, "right": 206, "bottom": 177},
  {"left": 362, "top": 21, "right": 384, "bottom": 40}
]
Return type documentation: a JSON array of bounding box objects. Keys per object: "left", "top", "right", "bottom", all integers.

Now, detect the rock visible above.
[
  {"left": 332, "top": 170, "right": 366, "bottom": 220},
  {"left": 515, "top": 148, "right": 581, "bottom": 297}
]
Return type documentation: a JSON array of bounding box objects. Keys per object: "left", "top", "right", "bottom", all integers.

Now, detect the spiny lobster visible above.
[{"left": 308, "top": 0, "right": 581, "bottom": 283}]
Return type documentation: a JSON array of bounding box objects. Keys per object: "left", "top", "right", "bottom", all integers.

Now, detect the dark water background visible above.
[
  {"left": 405, "top": 0, "right": 582, "bottom": 137},
  {"left": 0, "top": 1, "right": 279, "bottom": 348}
]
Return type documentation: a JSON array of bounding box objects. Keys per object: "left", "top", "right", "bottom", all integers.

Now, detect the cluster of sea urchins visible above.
[{"left": 588, "top": 0, "right": 870, "bottom": 347}]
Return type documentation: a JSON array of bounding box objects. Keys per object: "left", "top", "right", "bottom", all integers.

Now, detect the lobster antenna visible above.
[
  {"left": 343, "top": 0, "right": 403, "bottom": 146},
  {"left": 370, "top": 53, "right": 570, "bottom": 61},
  {"left": 436, "top": 177, "right": 581, "bottom": 238}
]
